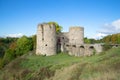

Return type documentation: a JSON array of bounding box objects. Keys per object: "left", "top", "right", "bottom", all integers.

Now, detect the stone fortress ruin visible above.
[{"left": 36, "top": 23, "right": 103, "bottom": 56}]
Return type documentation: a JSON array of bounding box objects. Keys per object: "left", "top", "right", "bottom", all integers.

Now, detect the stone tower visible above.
[
  {"left": 68, "top": 27, "right": 84, "bottom": 56},
  {"left": 69, "top": 27, "right": 84, "bottom": 45},
  {"left": 36, "top": 23, "right": 57, "bottom": 56}
]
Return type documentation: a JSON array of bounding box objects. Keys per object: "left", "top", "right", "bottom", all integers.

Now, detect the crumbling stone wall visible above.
[
  {"left": 36, "top": 23, "right": 103, "bottom": 56},
  {"left": 57, "top": 32, "right": 69, "bottom": 53},
  {"left": 36, "top": 23, "right": 56, "bottom": 56},
  {"left": 69, "top": 27, "right": 84, "bottom": 45}
]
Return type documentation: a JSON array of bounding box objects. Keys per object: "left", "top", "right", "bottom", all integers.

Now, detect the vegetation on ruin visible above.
[{"left": 48, "top": 22, "right": 62, "bottom": 33}]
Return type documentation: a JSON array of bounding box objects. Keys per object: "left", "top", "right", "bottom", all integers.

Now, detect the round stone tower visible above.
[
  {"left": 69, "top": 27, "right": 84, "bottom": 45},
  {"left": 36, "top": 23, "right": 56, "bottom": 56}
]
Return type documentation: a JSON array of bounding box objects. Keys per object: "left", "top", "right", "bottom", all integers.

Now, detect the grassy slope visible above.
[{"left": 0, "top": 47, "right": 120, "bottom": 80}]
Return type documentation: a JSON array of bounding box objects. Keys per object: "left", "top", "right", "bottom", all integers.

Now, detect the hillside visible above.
[{"left": 0, "top": 47, "right": 120, "bottom": 80}]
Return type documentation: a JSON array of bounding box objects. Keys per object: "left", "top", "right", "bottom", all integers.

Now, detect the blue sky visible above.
[{"left": 0, "top": 0, "right": 120, "bottom": 39}]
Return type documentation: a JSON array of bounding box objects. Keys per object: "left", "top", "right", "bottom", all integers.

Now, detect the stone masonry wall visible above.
[
  {"left": 36, "top": 23, "right": 56, "bottom": 56},
  {"left": 69, "top": 27, "right": 84, "bottom": 45},
  {"left": 36, "top": 23, "right": 103, "bottom": 56}
]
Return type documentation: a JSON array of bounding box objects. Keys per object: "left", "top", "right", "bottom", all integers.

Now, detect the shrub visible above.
[
  {"left": 3, "top": 49, "right": 15, "bottom": 65},
  {"left": 0, "top": 58, "right": 4, "bottom": 69},
  {"left": 15, "top": 36, "right": 33, "bottom": 56},
  {"left": 103, "top": 43, "right": 112, "bottom": 51}
]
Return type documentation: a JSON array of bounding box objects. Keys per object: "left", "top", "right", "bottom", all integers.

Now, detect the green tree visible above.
[
  {"left": 103, "top": 35, "right": 111, "bottom": 44},
  {"left": 9, "top": 41, "right": 17, "bottom": 50},
  {"left": 0, "top": 45, "right": 6, "bottom": 58},
  {"left": 111, "top": 34, "right": 117, "bottom": 44},
  {"left": 0, "top": 37, "right": 18, "bottom": 58},
  {"left": 48, "top": 22, "right": 62, "bottom": 33},
  {"left": 84, "top": 37, "right": 90, "bottom": 44},
  {"left": 31, "top": 35, "right": 36, "bottom": 50},
  {"left": 15, "top": 36, "right": 33, "bottom": 56},
  {"left": 89, "top": 39, "right": 96, "bottom": 44},
  {"left": 117, "top": 34, "right": 120, "bottom": 44}
]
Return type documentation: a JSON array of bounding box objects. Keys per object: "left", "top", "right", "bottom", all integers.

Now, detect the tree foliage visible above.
[
  {"left": 0, "top": 37, "right": 17, "bottom": 58},
  {"left": 84, "top": 37, "right": 99, "bottom": 44},
  {"left": 103, "top": 33, "right": 120, "bottom": 44},
  {"left": 84, "top": 37, "right": 90, "bottom": 44},
  {"left": 31, "top": 35, "right": 36, "bottom": 50},
  {"left": 15, "top": 36, "right": 33, "bottom": 56},
  {"left": 48, "top": 22, "right": 62, "bottom": 33},
  {"left": 0, "top": 36, "right": 35, "bottom": 68},
  {"left": 84, "top": 33, "right": 120, "bottom": 44},
  {"left": 3, "top": 49, "right": 15, "bottom": 65}
]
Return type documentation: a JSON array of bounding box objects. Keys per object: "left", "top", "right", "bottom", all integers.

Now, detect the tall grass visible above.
[
  {"left": 0, "top": 47, "right": 120, "bottom": 80},
  {"left": 21, "top": 53, "right": 84, "bottom": 71}
]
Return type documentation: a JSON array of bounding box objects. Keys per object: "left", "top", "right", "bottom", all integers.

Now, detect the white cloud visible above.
[
  {"left": 6, "top": 33, "right": 23, "bottom": 38},
  {"left": 91, "top": 19, "right": 120, "bottom": 39},
  {"left": 112, "top": 19, "right": 120, "bottom": 30},
  {"left": 99, "top": 19, "right": 120, "bottom": 34},
  {"left": 89, "top": 33, "right": 107, "bottom": 39}
]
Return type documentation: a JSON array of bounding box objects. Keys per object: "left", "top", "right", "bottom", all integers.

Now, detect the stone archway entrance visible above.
[{"left": 79, "top": 46, "right": 85, "bottom": 56}]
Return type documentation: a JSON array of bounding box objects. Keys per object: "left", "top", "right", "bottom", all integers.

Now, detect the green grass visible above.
[
  {"left": 21, "top": 53, "right": 83, "bottom": 71},
  {"left": 0, "top": 47, "right": 120, "bottom": 80}
]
